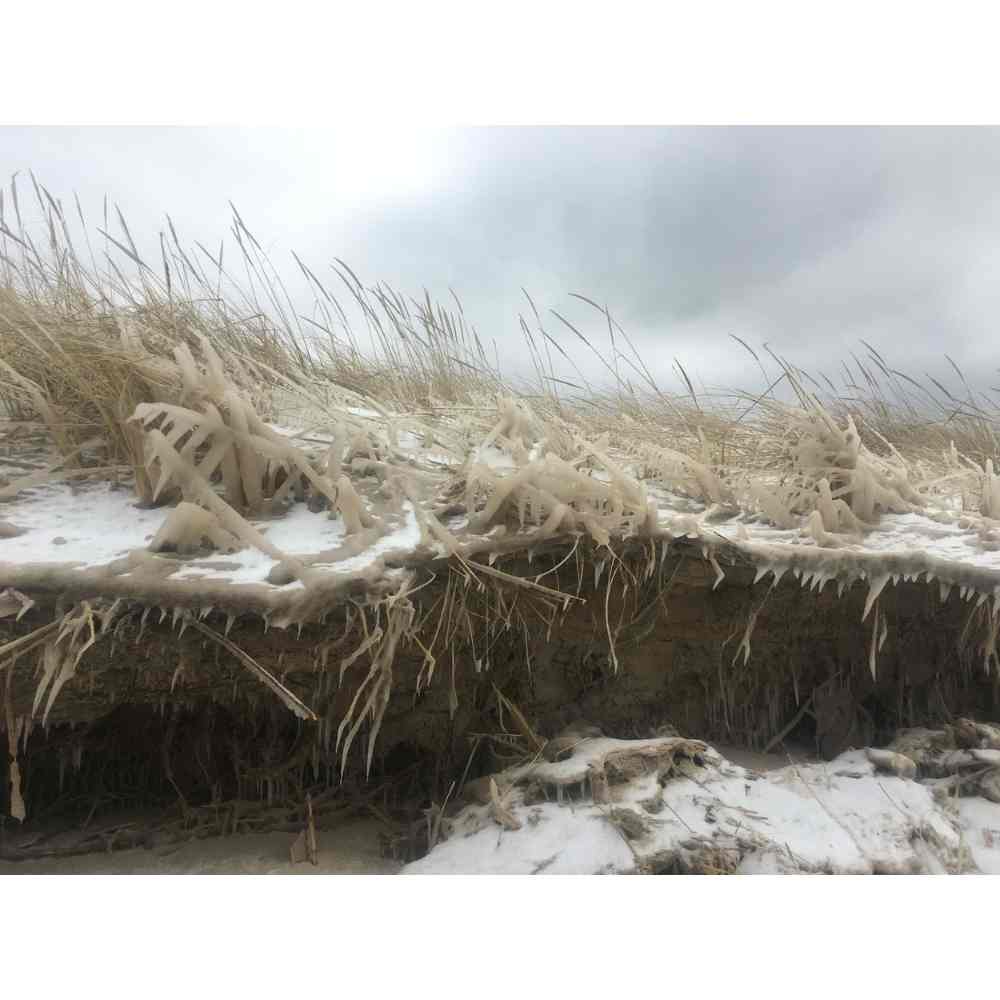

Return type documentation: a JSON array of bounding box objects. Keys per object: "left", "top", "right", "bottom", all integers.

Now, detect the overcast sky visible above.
[{"left": 3, "top": 126, "right": 1000, "bottom": 396}]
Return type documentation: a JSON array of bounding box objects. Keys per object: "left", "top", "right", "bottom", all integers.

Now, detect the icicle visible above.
[
  {"left": 735, "top": 607, "right": 760, "bottom": 666},
  {"left": 863, "top": 573, "right": 890, "bottom": 621},
  {"left": 816, "top": 478, "right": 838, "bottom": 532},
  {"left": 868, "top": 604, "right": 887, "bottom": 681}
]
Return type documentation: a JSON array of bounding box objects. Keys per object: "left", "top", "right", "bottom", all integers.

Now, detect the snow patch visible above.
[
  {"left": 0, "top": 484, "right": 167, "bottom": 569},
  {"left": 405, "top": 741, "right": 1000, "bottom": 875}
]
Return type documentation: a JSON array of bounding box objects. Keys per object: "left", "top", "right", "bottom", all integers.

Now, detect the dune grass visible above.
[{"left": 2, "top": 172, "right": 1000, "bottom": 526}]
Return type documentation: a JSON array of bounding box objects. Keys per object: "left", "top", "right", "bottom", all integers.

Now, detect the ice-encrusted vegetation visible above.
[{"left": 2, "top": 178, "right": 1000, "bottom": 861}]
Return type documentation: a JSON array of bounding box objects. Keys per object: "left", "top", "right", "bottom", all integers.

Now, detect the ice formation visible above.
[{"left": 7, "top": 388, "right": 1000, "bottom": 625}]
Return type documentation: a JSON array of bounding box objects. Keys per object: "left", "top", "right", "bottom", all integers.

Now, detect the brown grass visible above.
[{"left": 2, "top": 172, "right": 1000, "bottom": 529}]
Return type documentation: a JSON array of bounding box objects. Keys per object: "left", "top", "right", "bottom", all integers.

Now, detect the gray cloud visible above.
[{"left": 4, "top": 126, "right": 1000, "bottom": 394}]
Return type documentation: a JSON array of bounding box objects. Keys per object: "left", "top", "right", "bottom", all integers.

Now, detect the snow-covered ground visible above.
[
  {"left": 404, "top": 735, "right": 1000, "bottom": 874},
  {"left": 5, "top": 477, "right": 1000, "bottom": 600},
  {"left": 710, "top": 508, "right": 1000, "bottom": 575},
  {"left": 0, "top": 482, "right": 423, "bottom": 590}
]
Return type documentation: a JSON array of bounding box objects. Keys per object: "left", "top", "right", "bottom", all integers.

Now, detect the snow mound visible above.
[{"left": 404, "top": 728, "right": 1000, "bottom": 874}]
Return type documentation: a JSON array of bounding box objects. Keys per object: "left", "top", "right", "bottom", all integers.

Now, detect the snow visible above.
[
  {"left": 311, "top": 503, "right": 422, "bottom": 574},
  {"left": 709, "top": 508, "right": 1000, "bottom": 574},
  {"left": 166, "top": 504, "right": 422, "bottom": 585},
  {"left": 953, "top": 798, "right": 1000, "bottom": 874},
  {"left": 474, "top": 445, "right": 517, "bottom": 470},
  {"left": 167, "top": 503, "right": 349, "bottom": 584},
  {"left": 405, "top": 803, "right": 635, "bottom": 875},
  {"left": 0, "top": 484, "right": 167, "bottom": 568},
  {"left": 0, "top": 483, "right": 420, "bottom": 590},
  {"left": 404, "top": 742, "right": 1000, "bottom": 875}
]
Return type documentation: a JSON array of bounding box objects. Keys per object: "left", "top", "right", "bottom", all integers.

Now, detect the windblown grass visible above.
[{"left": 2, "top": 172, "right": 1000, "bottom": 520}]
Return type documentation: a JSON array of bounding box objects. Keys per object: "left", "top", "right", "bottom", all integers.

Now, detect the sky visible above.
[{"left": 3, "top": 126, "right": 1000, "bottom": 396}]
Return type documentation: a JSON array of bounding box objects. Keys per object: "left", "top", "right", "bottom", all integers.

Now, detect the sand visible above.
[{"left": 0, "top": 818, "right": 400, "bottom": 875}]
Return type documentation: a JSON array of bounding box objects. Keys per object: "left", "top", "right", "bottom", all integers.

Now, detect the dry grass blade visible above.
[
  {"left": 493, "top": 683, "right": 546, "bottom": 754},
  {"left": 0, "top": 620, "right": 61, "bottom": 671},
  {"left": 289, "top": 793, "right": 318, "bottom": 865},
  {"left": 488, "top": 777, "right": 522, "bottom": 831},
  {"left": 186, "top": 617, "right": 318, "bottom": 721}
]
